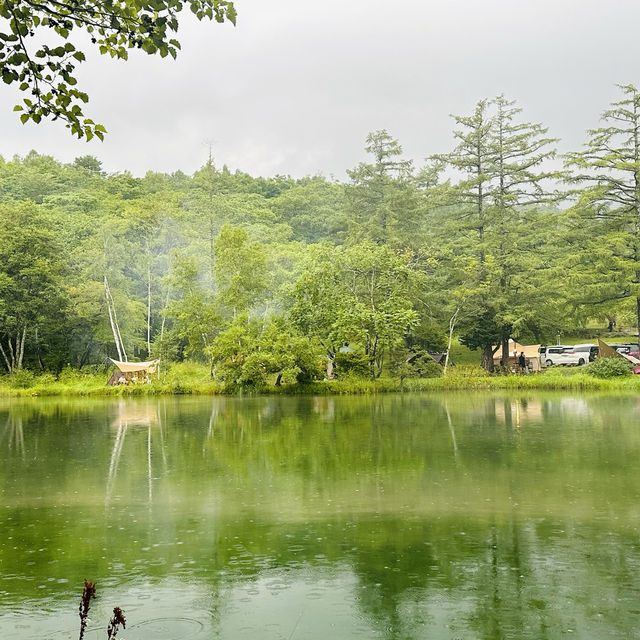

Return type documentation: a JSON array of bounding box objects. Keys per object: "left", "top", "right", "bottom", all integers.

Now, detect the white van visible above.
[
  {"left": 544, "top": 344, "right": 597, "bottom": 366},
  {"left": 544, "top": 346, "right": 567, "bottom": 366}
]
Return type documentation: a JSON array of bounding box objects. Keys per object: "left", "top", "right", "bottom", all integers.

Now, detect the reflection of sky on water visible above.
[
  {"left": 2, "top": 571, "right": 428, "bottom": 640},
  {"left": 8, "top": 547, "right": 640, "bottom": 640},
  {"left": 2, "top": 393, "right": 640, "bottom": 639}
]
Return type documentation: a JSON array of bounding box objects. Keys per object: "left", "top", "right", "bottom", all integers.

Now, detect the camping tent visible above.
[
  {"left": 492, "top": 340, "right": 542, "bottom": 371},
  {"left": 107, "top": 359, "right": 159, "bottom": 385}
]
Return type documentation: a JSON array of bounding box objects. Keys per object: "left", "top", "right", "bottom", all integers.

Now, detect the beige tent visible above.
[
  {"left": 493, "top": 340, "right": 542, "bottom": 371},
  {"left": 107, "top": 359, "right": 159, "bottom": 385}
]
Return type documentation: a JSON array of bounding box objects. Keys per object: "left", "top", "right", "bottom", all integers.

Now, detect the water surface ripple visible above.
[{"left": 1, "top": 393, "right": 639, "bottom": 639}]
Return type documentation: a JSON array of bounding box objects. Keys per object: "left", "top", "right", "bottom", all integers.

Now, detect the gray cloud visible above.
[{"left": 2, "top": 0, "right": 640, "bottom": 178}]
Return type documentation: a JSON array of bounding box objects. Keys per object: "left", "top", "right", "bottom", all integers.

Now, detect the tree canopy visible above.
[{"left": 3, "top": 87, "right": 640, "bottom": 383}]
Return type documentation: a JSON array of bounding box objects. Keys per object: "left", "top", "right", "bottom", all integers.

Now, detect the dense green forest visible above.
[{"left": 2, "top": 87, "right": 640, "bottom": 386}]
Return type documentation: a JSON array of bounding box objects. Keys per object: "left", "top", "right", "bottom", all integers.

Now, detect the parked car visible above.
[
  {"left": 543, "top": 345, "right": 567, "bottom": 366},
  {"left": 544, "top": 344, "right": 597, "bottom": 366},
  {"left": 575, "top": 344, "right": 599, "bottom": 363},
  {"left": 614, "top": 343, "right": 640, "bottom": 358}
]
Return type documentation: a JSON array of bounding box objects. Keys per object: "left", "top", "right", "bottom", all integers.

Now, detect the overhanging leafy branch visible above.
[{"left": 0, "top": 0, "right": 236, "bottom": 138}]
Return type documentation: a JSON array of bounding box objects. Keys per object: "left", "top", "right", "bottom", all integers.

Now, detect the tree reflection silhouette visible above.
[{"left": 2, "top": 394, "right": 640, "bottom": 638}]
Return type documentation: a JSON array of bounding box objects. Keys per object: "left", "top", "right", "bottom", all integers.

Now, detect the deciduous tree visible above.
[{"left": 290, "top": 242, "right": 419, "bottom": 378}]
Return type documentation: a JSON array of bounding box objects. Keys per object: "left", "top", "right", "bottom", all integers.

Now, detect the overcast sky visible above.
[{"left": 2, "top": 0, "right": 640, "bottom": 179}]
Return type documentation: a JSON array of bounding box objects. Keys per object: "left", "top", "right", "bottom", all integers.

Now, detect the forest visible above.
[{"left": 2, "top": 86, "right": 640, "bottom": 388}]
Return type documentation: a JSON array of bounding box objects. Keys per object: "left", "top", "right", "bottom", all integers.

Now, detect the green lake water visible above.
[{"left": 1, "top": 393, "right": 640, "bottom": 639}]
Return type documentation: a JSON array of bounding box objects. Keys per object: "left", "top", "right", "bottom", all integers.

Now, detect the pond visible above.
[{"left": 1, "top": 393, "right": 640, "bottom": 639}]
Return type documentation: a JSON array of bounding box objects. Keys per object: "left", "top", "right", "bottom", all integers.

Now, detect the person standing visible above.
[{"left": 518, "top": 351, "right": 527, "bottom": 373}]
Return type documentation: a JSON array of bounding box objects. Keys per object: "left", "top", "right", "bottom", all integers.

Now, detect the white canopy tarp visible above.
[{"left": 110, "top": 359, "right": 159, "bottom": 374}]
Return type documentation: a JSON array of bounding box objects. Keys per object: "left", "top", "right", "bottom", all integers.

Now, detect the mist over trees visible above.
[{"left": 1, "top": 86, "right": 639, "bottom": 380}]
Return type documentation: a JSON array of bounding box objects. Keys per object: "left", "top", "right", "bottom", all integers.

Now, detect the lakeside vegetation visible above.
[
  {"left": 3, "top": 86, "right": 640, "bottom": 390},
  {"left": 3, "top": 361, "right": 640, "bottom": 398}
]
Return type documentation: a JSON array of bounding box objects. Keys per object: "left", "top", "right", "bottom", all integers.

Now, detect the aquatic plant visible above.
[
  {"left": 77, "top": 580, "right": 126, "bottom": 640},
  {"left": 107, "top": 606, "right": 126, "bottom": 639},
  {"left": 78, "top": 579, "right": 96, "bottom": 640}
]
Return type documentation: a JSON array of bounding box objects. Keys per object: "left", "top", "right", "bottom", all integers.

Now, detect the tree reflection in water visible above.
[{"left": 1, "top": 393, "right": 640, "bottom": 639}]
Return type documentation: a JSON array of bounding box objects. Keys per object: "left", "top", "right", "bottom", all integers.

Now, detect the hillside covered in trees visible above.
[{"left": 2, "top": 87, "right": 640, "bottom": 386}]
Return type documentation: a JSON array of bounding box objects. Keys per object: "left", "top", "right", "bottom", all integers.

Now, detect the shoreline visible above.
[{"left": 2, "top": 367, "right": 640, "bottom": 397}]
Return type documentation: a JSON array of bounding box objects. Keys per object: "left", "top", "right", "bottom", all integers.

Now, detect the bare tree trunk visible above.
[
  {"left": 8, "top": 337, "right": 15, "bottom": 372},
  {"left": 326, "top": 355, "right": 335, "bottom": 380},
  {"left": 114, "top": 309, "right": 127, "bottom": 362},
  {"left": 158, "top": 286, "right": 171, "bottom": 373},
  {"left": 0, "top": 341, "right": 11, "bottom": 373},
  {"left": 481, "top": 345, "right": 495, "bottom": 372},
  {"left": 500, "top": 335, "right": 510, "bottom": 369},
  {"left": 34, "top": 326, "right": 45, "bottom": 371},
  {"left": 79, "top": 339, "right": 94, "bottom": 369},
  {"left": 17, "top": 325, "right": 27, "bottom": 371},
  {"left": 444, "top": 305, "right": 461, "bottom": 376},
  {"left": 159, "top": 287, "right": 170, "bottom": 344},
  {"left": 105, "top": 277, "right": 123, "bottom": 361},
  {"left": 147, "top": 264, "right": 152, "bottom": 357},
  {"left": 104, "top": 276, "right": 127, "bottom": 362}
]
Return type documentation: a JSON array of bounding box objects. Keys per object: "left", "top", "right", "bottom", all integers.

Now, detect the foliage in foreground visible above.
[
  {"left": 0, "top": 0, "right": 236, "bottom": 138},
  {"left": 585, "top": 357, "right": 633, "bottom": 378}
]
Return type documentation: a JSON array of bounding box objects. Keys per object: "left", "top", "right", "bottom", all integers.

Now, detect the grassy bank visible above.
[{"left": 2, "top": 362, "right": 640, "bottom": 397}]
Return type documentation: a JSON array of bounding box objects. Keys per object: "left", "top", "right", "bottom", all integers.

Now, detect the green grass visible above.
[
  {"left": 2, "top": 361, "right": 640, "bottom": 397},
  {"left": 3, "top": 330, "right": 635, "bottom": 399},
  {"left": 0, "top": 363, "right": 224, "bottom": 397},
  {"left": 447, "top": 338, "right": 479, "bottom": 365},
  {"left": 559, "top": 336, "right": 638, "bottom": 346}
]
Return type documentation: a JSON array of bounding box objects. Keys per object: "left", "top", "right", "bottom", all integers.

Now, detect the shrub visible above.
[
  {"left": 334, "top": 349, "right": 370, "bottom": 378},
  {"left": 391, "top": 352, "right": 443, "bottom": 379},
  {"left": 585, "top": 357, "right": 633, "bottom": 378},
  {"left": 57, "top": 366, "right": 92, "bottom": 383},
  {"left": 208, "top": 318, "right": 324, "bottom": 390},
  {"left": 408, "top": 353, "right": 443, "bottom": 378},
  {"left": 163, "top": 361, "right": 211, "bottom": 384},
  {"left": 7, "top": 369, "right": 37, "bottom": 388},
  {"left": 237, "top": 351, "right": 271, "bottom": 388}
]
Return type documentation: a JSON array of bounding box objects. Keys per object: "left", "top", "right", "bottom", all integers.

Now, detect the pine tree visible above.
[
  {"left": 435, "top": 96, "right": 561, "bottom": 369},
  {"left": 346, "top": 130, "right": 418, "bottom": 246},
  {"left": 564, "top": 84, "right": 640, "bottom": 343}
]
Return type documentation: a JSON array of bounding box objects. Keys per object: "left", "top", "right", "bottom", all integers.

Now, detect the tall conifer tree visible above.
[
  {"left": 565, "top": 84, "right": 640, "bottom": 343},
  {"left": 434, "top": 96, "right": 561, "bottom": 369}
]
